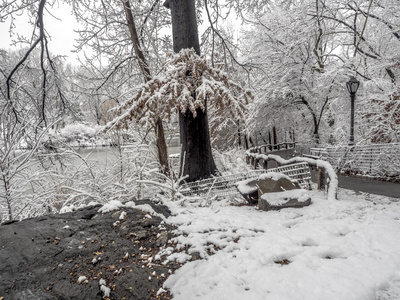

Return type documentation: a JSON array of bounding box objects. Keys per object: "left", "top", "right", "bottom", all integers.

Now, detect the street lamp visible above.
[{"left": 346, "top": 76, "right": 360, "bottom": 146}]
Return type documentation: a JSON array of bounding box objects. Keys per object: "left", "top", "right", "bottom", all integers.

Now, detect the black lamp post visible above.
[{"left": 346, "top": 77, "right": 360, "bottom": 146}]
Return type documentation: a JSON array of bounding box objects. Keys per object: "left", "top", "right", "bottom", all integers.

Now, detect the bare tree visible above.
[{"left": 123, "top": 0, "right": 169, "bottom": 175}]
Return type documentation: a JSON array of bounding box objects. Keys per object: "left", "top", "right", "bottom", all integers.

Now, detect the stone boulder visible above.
[
  {"left": 236, "top": 172, "right": 300, "bottom": 205},
  {"left": 0, "top": 199, "right": 178, "bottom": 300},
  {"left": 235, "top": 179, "right": 259, "bottom": 204},
  {"left": 259, "top": 189, "right": 312, "bottom": 211},
  {"left": 256, "top": 173, "right": 300, "bottom": 196}
]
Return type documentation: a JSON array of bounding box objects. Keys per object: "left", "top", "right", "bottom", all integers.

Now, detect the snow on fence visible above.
[
  {"left": 180, "top": 162, "right": 312, "bottom": 198},
  {"left": 310, "top": 143, "right": 400, "bottom": 179},
  {"left": 245, "top": 151, "right": 338, "bottom": 200},
  {"left": 247, "top": 142, "right": 297, "bottom": 154}
]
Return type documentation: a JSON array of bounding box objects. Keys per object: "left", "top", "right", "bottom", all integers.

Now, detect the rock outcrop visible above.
[{"left": 0, "top": 200, "right": 178, "bottom": 300}]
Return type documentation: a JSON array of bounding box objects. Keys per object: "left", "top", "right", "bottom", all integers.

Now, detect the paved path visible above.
[
  {"left": 268, "top": 149, "right": 400, "bottom": 199},
  {"left": 335, "top": 175, "right": 400, "bottom": 199}
]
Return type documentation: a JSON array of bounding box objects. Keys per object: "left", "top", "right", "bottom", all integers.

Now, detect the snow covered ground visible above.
[{"left": 161, "top": 188, "right": 400, "bottom": 300}]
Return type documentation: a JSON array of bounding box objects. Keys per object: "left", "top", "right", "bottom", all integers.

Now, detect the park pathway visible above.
[{"left": 272, "top": 149, "right": 400, "bottom": 199}]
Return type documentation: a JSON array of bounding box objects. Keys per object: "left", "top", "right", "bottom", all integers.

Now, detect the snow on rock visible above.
[
  {"left": 77, "top": 276, "right": 87, "bottom": 283},
  {"left": 124, "top": 201, "right": 136, "bottom": 208},
  {"left": 97, "top": 200, "right": 166, "bottom": 220},
  {"left": 98, "top": 200, "right": 124, "bottom": 213},
  {"left": 235, "top": 178, "right": 258, "bottom": 194},
  {"left": 135, "top": 204, "right": 166, "bottom": 220},
  {"left": 163, "top": 189, "right": 400, "bottom": 300},
  {"left": 119, "top": 211, "right": 127, "bottom": 220},
  {"left": 163, "top": 252, "right": 193, "bottom": 264},
  {"left": 98, "top": 278, "right": 110, "bottom": 298},
  {"left": 157, "top": 288, "right": 167, "bottom": 295},
  {"left": 236, "top": 172, "right": 294, "bottom": 195},
  {"left": 259, "top": 171, "right": 292, "bottom": 182},
  {"left": 100, "top": 285, "right": 111, "bottom": 298},
  {"left": 60, "top": 205, "right": 75, "bottom": 214},
  {"left": 261, "top": 189, "right": 311, "bottom": 205}
]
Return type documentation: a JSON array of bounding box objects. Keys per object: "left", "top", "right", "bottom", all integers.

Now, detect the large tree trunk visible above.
[
  {"left": 165, "top": 0, "right": 217, "bottom": 182},
  {"left": 124, "top": 0, "right": 170, "bottom": 176}
]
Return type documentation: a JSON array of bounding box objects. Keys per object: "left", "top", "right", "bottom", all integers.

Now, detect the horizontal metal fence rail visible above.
[
  {"left": 180, "top": 162, "right": 311, "bottom": 197},
  {"left": 310, "top": 148, "right": 329, "bottom": 158},
  {"left": 248, "top": 142, "right": 296, "bottom": 154}
]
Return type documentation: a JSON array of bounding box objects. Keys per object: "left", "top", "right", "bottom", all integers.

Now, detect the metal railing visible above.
[
  {"left": 180, "top": 162, "right": 311, "bottom": 197},
  {"left": 327, "top": 144, "right": 400, "bottom": 177},
  {"left": 307, "top": 143, "right": 400, "bottom": 179},
  {"left": 248, "top": 142, "right": 297, "bottom": 154}
]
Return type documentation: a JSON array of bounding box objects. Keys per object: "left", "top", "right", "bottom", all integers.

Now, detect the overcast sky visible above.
[
  {"left": 0, "top": 3, "right": 79, "bottom": 63},
  {"left": 0, "top": 2, "right": 239, "bottom": 66}
]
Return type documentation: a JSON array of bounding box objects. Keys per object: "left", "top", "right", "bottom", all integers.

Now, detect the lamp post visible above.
[{"left": 346, "top": 77, "right": 360, "bottom": 146}]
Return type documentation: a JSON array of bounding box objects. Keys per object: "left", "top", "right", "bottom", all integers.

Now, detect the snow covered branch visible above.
[{"left": 103, "top": 48, "right": 252, "bottom": 131}]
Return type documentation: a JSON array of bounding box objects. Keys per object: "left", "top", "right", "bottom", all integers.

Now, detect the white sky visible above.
[{"left": 0, "top": 2, "right": 80, "bottom": 63}]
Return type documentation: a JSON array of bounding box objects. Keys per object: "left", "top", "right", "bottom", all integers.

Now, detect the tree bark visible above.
[
  {"left": 124, "top": 0, "right": 170, "bottom": 176},
  {"left": 155, "top": 117, "right": 170, "bottom": 175},
  {"left": 299, "top": 95, "right": 320, "bottom": 144},
  {"left": 164, "top": 0, "right": 217, "bottom": 182},
  {"left": 124, "top": 0, "right": 151, "bottom": 82},
  {"left": 237, "top": 120, "right": 241, "bottom": 148},
  {"left": 273, "top": 126, "right": 277, "bottom": 145}
]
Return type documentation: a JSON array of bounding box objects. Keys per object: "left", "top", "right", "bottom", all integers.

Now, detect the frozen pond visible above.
[{"left": 69, "top": 145, "right": 181, "bottom": 169}]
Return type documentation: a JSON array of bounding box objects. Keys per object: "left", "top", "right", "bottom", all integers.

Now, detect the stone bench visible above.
[{"left": 236, "top": 171, "right": 312, "bottom": 211}]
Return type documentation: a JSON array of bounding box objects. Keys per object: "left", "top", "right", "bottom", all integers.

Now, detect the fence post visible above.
[
  {"left": 263, "top": 159, "right": 268, "bottom": 170},
  {"left": 369, "top": 147, "right": 373, "bottom": 174},
  {"left": 317, "top": 167, "right": 326, "bottom": 191},
  {"left": 253, "top": 158, "right": 257, "bottom": 169}
]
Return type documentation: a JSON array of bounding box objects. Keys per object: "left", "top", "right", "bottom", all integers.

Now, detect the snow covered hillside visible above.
[{"left": 163, "top": 189, "right": 400, "bottom": 300}]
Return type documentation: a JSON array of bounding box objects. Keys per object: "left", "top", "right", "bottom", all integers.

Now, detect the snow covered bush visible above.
[
  {"left": 50, "top": 123, "right": 101, "bottom": 147},
  {"left": 213, "top": 148, "right": 252, "bottom": 175},
  {"left": 0, "top": 140, "right": 161, "bottom": 220},
  {"left": 59, "top": 124, "right": 98, "bottom": 142}
]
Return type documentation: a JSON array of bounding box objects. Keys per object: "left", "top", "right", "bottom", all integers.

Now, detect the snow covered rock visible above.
[
  {"left": 235, "top": 178, "right": 259, "bottom": 204},
  {"left": 259, "top": 189, "right": 312, "bottom": 211},
  {"left": 256, "top": 173, "right": 300, "bottom": 195},
  {"left": 236, "top": 172, "right": 301, "bottom": 205}
]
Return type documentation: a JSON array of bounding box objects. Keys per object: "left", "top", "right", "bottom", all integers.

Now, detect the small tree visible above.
[{"left": 104, "top": 48, "right": 251, "bottom": 181}]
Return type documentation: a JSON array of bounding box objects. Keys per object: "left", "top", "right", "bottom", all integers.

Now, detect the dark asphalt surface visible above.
[
  {"left": 335, "top": 175, "right": 400, "bottom": 199},
  {"left": 267, "top": 149, "right": 400, "bottom": 199}
]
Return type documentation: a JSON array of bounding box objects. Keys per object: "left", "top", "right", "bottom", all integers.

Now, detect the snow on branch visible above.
[
  {"left": 246, "top": 151, "right": 338, "bottom": 201},
  {"left": 103, "top": 48, "right": 252, "bottom": 131}
]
